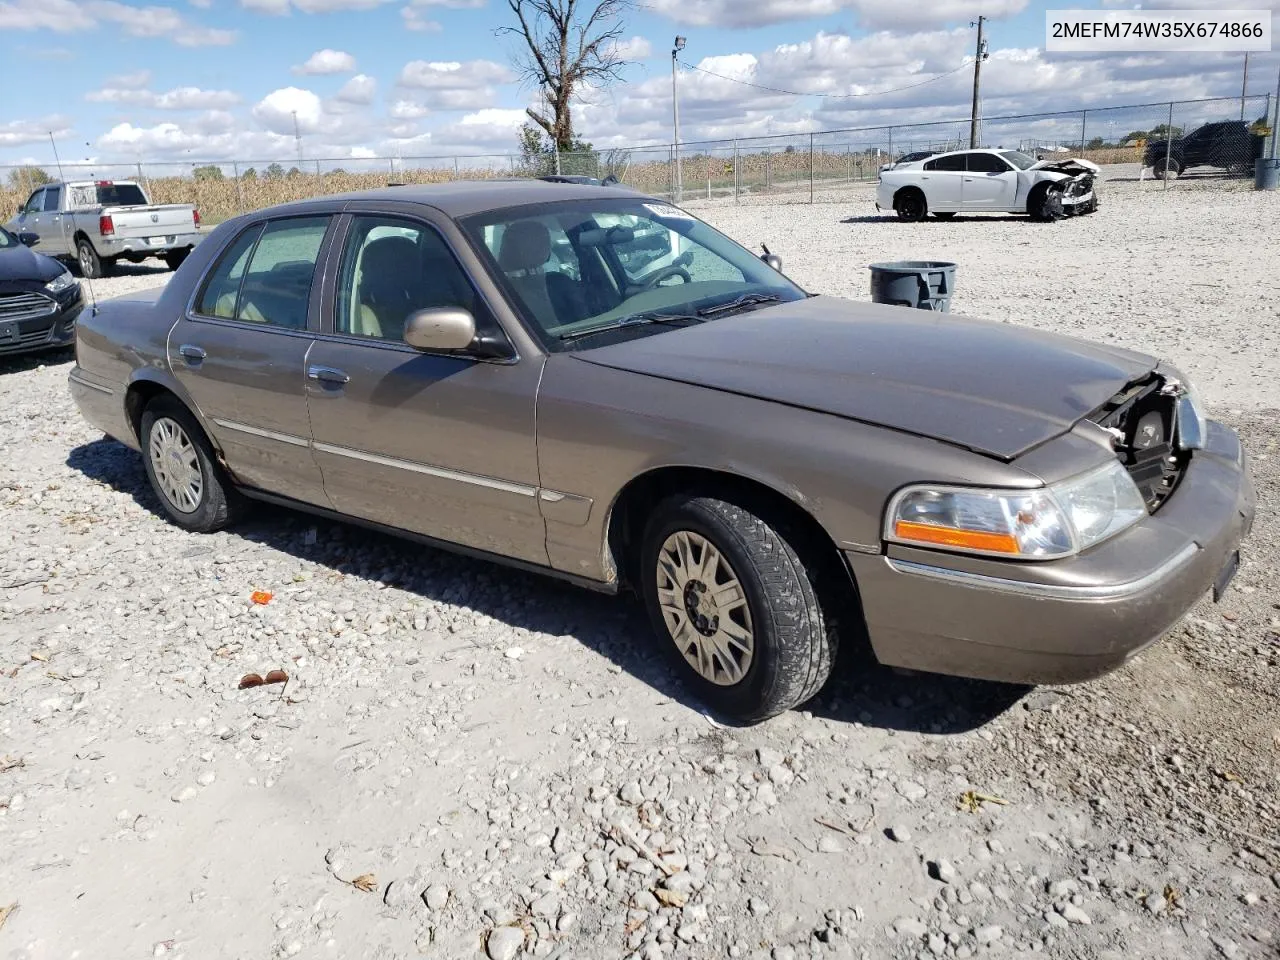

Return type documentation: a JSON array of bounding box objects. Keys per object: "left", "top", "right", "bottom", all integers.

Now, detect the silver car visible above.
[{"left": 66, "top": 181, "right": 1255, "bottom": 723}]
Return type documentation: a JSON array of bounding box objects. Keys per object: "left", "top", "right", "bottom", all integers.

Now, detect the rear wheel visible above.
[
  {"left": 162, "top": 248, "right": 190, "bottom": 271},
  {"left": 77, "top": 240, "right": 105, "bottom": 279},
  {"left": 140, "top": 397, "right": 244, "bottom": 533},
  {"left": 639, "top": 495, "right": 837, "bottom": 723},
  {"left": 894, "top": 189, "right": 927, "bottom": 222}
]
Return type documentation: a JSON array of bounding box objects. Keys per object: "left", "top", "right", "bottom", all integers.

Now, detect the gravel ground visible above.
[{"left": 2, "top": 181, "right": 1278, "bottom": 960}]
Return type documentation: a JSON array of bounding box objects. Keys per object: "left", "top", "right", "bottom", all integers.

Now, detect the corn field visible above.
[{"left": 2, "top": 92, "right": 1270, "bottom": 224}]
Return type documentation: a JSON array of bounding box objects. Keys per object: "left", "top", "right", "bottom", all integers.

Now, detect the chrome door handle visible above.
[
  {"left": 307, "top": 365, "right": 349, "bottom": 385},
  {"left": 179, "top": 344, "right": 206, "bottom": 361}
]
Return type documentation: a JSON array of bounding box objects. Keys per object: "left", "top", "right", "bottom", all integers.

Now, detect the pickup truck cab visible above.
[
  {"left": 4, "top": 180, "right": 201, "bottom": 279},
  {"left": 1142, "top": 120, "right": 1265, "bottom": 179}
]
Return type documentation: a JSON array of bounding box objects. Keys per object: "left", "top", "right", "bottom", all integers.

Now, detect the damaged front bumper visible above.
[{"left": 846, "top": 418, "right": 1253, "bottom": 686}]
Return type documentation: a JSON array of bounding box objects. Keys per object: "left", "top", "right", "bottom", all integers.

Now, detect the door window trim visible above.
[
  {"left": 185, "top": 214, "right": 338, "bottom": 335},
  {"left": 316, "top": 211, "right": 520, "bottom": 365}
]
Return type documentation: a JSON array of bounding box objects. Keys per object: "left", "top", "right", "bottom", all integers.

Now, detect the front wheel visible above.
[
  {"left": 1151, "top": 159, "right": 1182, "bottom": 180},
  {"left": 140, "top": 397, "right": 244, "bottom": 532},
  {"left": 639, "top": 496, "right": 837, "bottom": 723}
]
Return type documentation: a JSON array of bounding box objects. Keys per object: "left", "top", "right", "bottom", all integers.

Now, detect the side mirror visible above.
[
  {"left": 759, "top": 243, "right": 781, "bottom": 272},
  {"left": 403, "top": 307, "right": 477, "bottom": 352},
  {"left": 18, "top": 232, "right": 38, "bottom": 247}
]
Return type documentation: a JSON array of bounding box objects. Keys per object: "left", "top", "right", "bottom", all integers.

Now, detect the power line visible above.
[{"left": 675, "top": 58, "right": 969, "bottom": 100}]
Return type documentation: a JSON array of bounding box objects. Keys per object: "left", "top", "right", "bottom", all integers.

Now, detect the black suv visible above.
[{"left": 1143, "top": 120, "right": 1265, "bottom": 179}]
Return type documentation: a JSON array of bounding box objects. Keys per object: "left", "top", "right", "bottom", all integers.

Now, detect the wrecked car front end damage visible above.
[{"left": 1027, "top": 157, "right": 1100, "bottom": 219}]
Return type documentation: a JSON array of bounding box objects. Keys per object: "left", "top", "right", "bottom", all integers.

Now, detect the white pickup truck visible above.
[{"left": 3, "top": 180, "right": 201, "bottom": 279}]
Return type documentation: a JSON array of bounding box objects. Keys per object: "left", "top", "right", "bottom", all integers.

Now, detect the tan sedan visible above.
[{"left": 67, "top": 181, "right": 1255, "bottom": 722}]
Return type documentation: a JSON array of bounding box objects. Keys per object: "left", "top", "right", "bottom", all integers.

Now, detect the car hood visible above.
[
  {"left": 573, "top": 295, "right": 1157, "bottom": 460},
  {"left": 1029, "top": 156, "right": 1100, "bottom": 175},
  {"left": 0, "top": 244, "right": 64, "bottom": 284}
]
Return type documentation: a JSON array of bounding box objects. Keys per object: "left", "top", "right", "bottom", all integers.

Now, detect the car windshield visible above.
[
  {"left": 458, "top": 197, "right": 807, "bottom": 351},
  {"left": 999, "top": 151, "right": 1038, "bottom": 170},
  {"left": 0, "top": 228, "right": 18, "bottom": 249}
]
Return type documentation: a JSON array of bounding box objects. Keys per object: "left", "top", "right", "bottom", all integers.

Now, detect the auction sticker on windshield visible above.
[
  {"left": 1046, "top": 10, "right": 1271, "bottom": 52},
  {"left": 642, "top": 203, "right": 695, "bottom": 220}
]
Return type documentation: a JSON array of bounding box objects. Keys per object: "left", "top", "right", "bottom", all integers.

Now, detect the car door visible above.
[
  {"left": 169, "top": 214, "right": 334, "bottom": 506},
  {"left": 920, "top": 154, "right": 966, "bottom": 209},
  {"left": 962, "top": 152, "right": 1018, "bottom": 209},
  {"left": 14, "top": 189, "right": 45, "bottom": 244},
  {"left": 305, "top": 210, "right": 548, "bottom": 565},
  {"left": 38, "top": 185, "right": 70, "bottom": 255}
]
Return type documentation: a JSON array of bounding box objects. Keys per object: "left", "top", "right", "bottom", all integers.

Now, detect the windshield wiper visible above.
[
  {"left": 557, "top": 311, "right": 705, "bottom": 343},
  {"left": 696, "top": 293, "right": 785, "bottom": 318}
]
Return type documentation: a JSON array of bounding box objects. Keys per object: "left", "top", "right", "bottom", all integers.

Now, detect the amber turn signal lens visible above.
[{"left": 893, "top": 520, "right": 1021, "bottom": 555}]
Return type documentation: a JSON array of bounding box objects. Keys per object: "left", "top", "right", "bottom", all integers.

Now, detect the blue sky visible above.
[{"left": 1, "top": 0, "right": 1277, "bottom": 168}]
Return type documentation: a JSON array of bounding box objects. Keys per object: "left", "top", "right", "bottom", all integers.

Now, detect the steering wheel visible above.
[{"left": 638, "top": 264, "right": 692, "bottom": 290}]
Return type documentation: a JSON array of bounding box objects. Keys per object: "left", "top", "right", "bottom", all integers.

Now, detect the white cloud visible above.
[
  {"left": 400, "top": 5, "right": 441, "bottom": 30},
  {"left": 645, "top": 0, "right": 1024, "bottom": 29},
  {"left": 0, "top": 115, "right": 73, "bottom": 148},
  {"left": 253, "top": 87, "right": 327, "bottom": 135},
  {"left": 292, "top": 48, "right": 357, "bottom": 74},
  {"left": 107, "top": 69, "right": 152, "bottom": 89},
  {"left": 241, "top": 0, "right": 396, "bottom": 11},
  {"left": 86, "top": 85, "right": 241, "bottom": 109},
  {"left": 609, "top": 36, "right": 652, "bottom": 60},
  {"left": 390, "top": 100, "right": 432, "bottom": 120},
  {"left": 0, "top": 0, "right": 237, "bottom": 44},
  {"left": 335, "top": 74, "right": 377, "bottom": 105},
  {"left": 349, "top": 146, "right": 378, "bottom": 158}
]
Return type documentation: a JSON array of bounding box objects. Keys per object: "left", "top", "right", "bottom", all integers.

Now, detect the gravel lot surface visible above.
[{"left": 2, "top": 181, "right": 1278, "bottom": 960}]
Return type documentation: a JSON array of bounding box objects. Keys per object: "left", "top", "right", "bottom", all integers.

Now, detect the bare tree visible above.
[{"left": 498, "top": 0, "right": 633, "bottom": 152}]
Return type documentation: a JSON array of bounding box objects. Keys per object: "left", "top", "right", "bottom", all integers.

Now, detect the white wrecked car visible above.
[{"left": 875, "top": 148, "right": 1100, "bottom": 222}]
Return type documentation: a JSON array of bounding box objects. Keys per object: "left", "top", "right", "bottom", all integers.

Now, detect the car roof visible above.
[{"left": 249, "top": 178, "right": 651, "bottom": 220}]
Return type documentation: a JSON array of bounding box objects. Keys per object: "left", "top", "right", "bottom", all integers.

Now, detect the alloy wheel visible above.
[
  {"left": 655, "top": 530, "right": 754, "bottom": 686},
  {"left": 148, "top": 416, "right": 204, "bottom": 513}
]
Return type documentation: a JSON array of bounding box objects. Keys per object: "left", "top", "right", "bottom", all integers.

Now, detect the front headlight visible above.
[
  {"left": 886, "top": 460, "right": 1147, "bottom": 560},
  {"left": 1173, "top": 379, "right": 1207, "bottom": 451},
  {"left": 45, "top": 269, "right": 77, "bottom": 295}
]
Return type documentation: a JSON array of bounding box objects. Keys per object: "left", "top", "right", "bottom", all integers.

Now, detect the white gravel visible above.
[{"left": 1, "top": 180, "right": 1278, "bottom": 960}]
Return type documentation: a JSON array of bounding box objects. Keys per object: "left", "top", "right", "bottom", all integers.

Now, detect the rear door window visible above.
[
  {"left": 924, "top": 154, "right": 966, "bottom": 172},
  {"left": 194, "top": 216, "right": 329, "bottom": 328}
]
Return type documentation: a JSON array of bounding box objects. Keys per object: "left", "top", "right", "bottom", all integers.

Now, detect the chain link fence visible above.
[{"left": 2, "top": 95, "right": 1274, "bottom": 224}]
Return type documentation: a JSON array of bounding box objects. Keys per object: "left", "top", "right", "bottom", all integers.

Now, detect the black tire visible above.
[
  {"left": 76, "top": 240, "right": 105, "bottom": 279},
  {"left": 639, "top": 496, "right": 837, "bottom": 723},
  {"left": 932, "top": 212, "right": 957, "bottom": 220},
  {"left": 139, "top": 396, "right": 244, "bottom": 533},
  {"left": 1151, "top": 158, "right": 1182, "bottom": 180},
  {"left": 894, "top": 189, "right": 927, "bottom": 222},
  {"left": 162, "top": 249, "right": 190, "bottom": 271},
  {"left": 1028, "top": 183, "right": 1063, "bottom": 222}
]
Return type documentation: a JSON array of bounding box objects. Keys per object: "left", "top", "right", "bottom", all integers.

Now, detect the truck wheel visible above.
[
  {"left": 77, "top": 240, "right": 105, "bottom": 279},
  {"left": 163, "top": 249, "right": 190, "bottom": 271},
  {"left": 1152, "top": 159, "right": 1182, "bottom": 180},
  {"left": 639, "top": 495, "right": 837, "bottom": 723}
]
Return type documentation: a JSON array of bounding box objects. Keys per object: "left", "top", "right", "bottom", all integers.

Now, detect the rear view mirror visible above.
[
  {"left": 18, "top": 232, "right": 38, "bottom": 247},
  {"left": 403, "top": 307, "right": 476, "bottom": 352}
]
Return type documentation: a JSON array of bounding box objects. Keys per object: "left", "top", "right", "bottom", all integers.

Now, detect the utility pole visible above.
[
  {"left": 672, "top": 36, "right": 686, "bottom": 203},
  {"left": 292, "top": 111, "right": 303, "bottom": 165},
  {"left": 969, "top": 16, "right": 988, "bottom": 149},
  {"left": 1240, "top": 52, "right": 1250, "bottom": 120}
]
